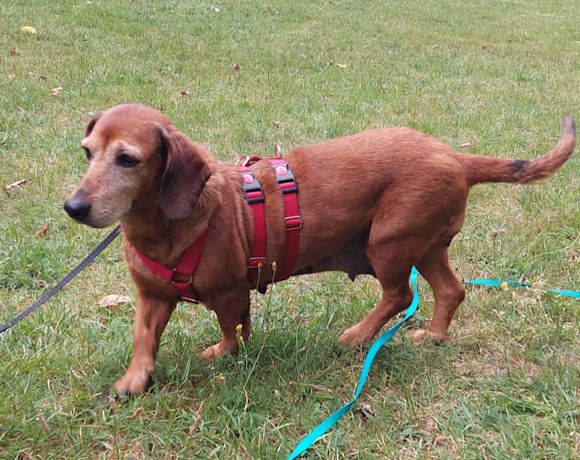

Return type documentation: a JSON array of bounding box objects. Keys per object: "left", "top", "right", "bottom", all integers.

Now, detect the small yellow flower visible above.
[
  {"left": 235, "top": 323, "right": 244, "bottom": 344},
  {"left": 500, "top": 281, "right": 509, "bottom": 291}
]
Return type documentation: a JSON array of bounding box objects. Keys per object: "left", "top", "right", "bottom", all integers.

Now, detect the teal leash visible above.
[
  {"left": 288, "top": 269, "right": 578, "bottom": 459},
  {"left": 463, "top": 278, "right": 580, "bottom": 299},
  {"left": 287, "top": 267, "right": 421, "bottom": 460}
]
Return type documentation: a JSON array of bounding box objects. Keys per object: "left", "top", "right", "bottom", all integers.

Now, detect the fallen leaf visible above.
[
  {"left": 9, "top": 47, "right": 18, "bottom": 55},
  {"left": 210, "top": 6, "right": 221, "bottom": 13},
  {"left": 359, "top": 402, "right": 376, "bottom": 418},
  {"left": 459, "top": 141, "right": 475, "bottom": 149},
  {"left": 5, "top": 179, "right": 29, "bottom": 190},
  {"left": 40, "top": 75, "right": 47, "bottom": 81},
  {"left": 98, "top": 294, "right": 132, "bottom": 308},
  {"left": 21, "top": 26, "right": 38, "bottom": 34},
  {"left": 51, "top": 87, "right": 63, "bottom": 96},
  {"left": 180, "top": 90, "right": 190, "bottom": 96},
  {"left": 232, "top": 63, "right": 241, "bottom": 71},
  {"left": 34, "top": 223, "right": 50, "bottom": 237}
]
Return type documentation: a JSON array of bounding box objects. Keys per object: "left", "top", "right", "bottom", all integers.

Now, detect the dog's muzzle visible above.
[{"left": 64, "top": 194, "right": 92, "bottom": 222}]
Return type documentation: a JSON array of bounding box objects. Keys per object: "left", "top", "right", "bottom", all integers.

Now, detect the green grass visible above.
[{"left": 1, "top": 0, "right": 578, "bottom": 458}]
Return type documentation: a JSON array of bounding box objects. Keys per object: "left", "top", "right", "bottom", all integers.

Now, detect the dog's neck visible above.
[
  {"left": 121, "top": 202, "right": 171, "bottom": 261},
  {"left": 121, "top": 174, "right": 222, "bottom": 265}
]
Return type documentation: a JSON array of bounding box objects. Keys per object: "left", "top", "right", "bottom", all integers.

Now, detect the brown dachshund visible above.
[{"left": 64, "top": 104, "right": 575, "bottom": 395}]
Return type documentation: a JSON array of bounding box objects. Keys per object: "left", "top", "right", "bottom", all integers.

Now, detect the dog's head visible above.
[{"left": 64, "top": 104, "right": 212, "bottom": 228}]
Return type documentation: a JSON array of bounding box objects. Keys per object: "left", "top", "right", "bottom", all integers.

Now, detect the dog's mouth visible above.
[
  {"left": 64, "top": 206, "right": 117, "bottom": 229},
  {"left": 64, "top": 190, "right": 130, "bottom": 228},
  {"left": 63, "top": 203, "right": 117, "bottom": 228}
]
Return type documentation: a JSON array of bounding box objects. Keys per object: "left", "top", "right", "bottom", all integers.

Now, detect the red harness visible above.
[{"left": 133, "top": 156, "right": 301, "bottom": 303}]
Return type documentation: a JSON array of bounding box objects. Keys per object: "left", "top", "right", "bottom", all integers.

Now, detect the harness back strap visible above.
[{"left": 133, "top": 228, "right": 209, "bottom": 303}]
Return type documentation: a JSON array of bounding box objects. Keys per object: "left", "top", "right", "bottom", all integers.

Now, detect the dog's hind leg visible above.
[
  {"left": 201, "top": 287, "right": 251, "bottom": 361},
  {"left": 338, "top": 239, "right": 415, "bottom": 347},
  {"left": 113, "top": 292, "right": 176, "bottom": 395},
  {"left": 410, "top": 246, "right": 465, "bottom": 343},
  {"left": 339, "top": 276, "right": 413, "bottom": 347}
]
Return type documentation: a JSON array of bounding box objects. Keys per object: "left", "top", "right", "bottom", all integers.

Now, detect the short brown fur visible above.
[{"left": 65, "top": 104, "right": 576, "bottom": 394}]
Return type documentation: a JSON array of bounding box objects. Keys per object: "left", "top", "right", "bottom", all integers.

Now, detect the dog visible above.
[{"left": 64, "top": 104, "right": 575, "bottom": 395}]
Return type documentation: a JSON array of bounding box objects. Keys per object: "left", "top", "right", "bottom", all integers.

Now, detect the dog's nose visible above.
[{"left": 64, "top": 196, "right": 91, "bottom": 221}]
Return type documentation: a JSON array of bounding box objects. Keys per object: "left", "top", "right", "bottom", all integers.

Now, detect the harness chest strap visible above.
[
  {"left": 133, "top": 229, "right": 209, "bottom": 303},
  {"left": 133, "top": 156, "right": 301, "bottom": 302},
  {"left": 267, "top": 158, "right": 302, "bottom": 282},
  {"left": 241, "top": 157, "right": 302, "bottom": 284},
  {"left": 240, "top": 165, "right": 267, "bottom": 286}
]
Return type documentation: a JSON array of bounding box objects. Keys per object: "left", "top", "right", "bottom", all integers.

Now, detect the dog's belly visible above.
[{"left": 292, "top": 233, "right": 374, "bottom": 280}]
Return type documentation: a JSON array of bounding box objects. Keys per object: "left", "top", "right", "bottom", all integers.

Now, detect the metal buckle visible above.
[
  {"left": 180, "top": 296, "right": 200, "bottom": 304},
  {"left": 172, "top": 269, "right": 193, "bottom": 285},
  {"left": 284, "top": 215, "right": 303, "bottom": 231},
  {"left": 248, "top": 256, "right": 266, "bottom": 269}
]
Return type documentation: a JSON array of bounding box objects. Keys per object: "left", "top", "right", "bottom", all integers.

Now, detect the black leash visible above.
[{"left": 0, "top": 225, "right": 122, "bottom": 334}]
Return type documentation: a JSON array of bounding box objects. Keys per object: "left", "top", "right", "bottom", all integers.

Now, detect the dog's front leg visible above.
[
  {"left": 113, "top": 290, "right": 176, "bottom": 395},
  {"left": 201, "top": 287, "right": 251, "bottom": 361}
]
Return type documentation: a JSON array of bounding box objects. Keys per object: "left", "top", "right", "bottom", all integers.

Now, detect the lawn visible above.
[{"left": 0, "top": 0, "right": 578, "bottom": 458}]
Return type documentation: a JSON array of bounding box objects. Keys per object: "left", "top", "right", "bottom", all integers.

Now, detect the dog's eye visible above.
[
  {"left": 83, "top": 147, "right": 92, "bottom": 161},
  {"left": 116, "top": 153, "right": 140, "bottom": 168}
]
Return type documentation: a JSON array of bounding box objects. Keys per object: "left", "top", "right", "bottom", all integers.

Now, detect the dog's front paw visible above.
[
  {"left": 338, "top": 325, "right": 373, "bottom": 348},
  {"left": 408, "top": 329, "right": 448, "bottom": 345},
  {"left": 113, "top": 368, "right": 152, "bottom": 395}
]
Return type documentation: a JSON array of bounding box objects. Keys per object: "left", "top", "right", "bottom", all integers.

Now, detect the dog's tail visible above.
[{"left": 458, "top": 115, "right": 576, "bottom": 187}]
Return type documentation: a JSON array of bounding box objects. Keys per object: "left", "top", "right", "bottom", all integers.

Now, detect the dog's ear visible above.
[
  {"left": 85, "top": 112, "right": 102, "bottom": 136},
  {"left": 159, "top": 128, "right": 212, "bottom": 220}
]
